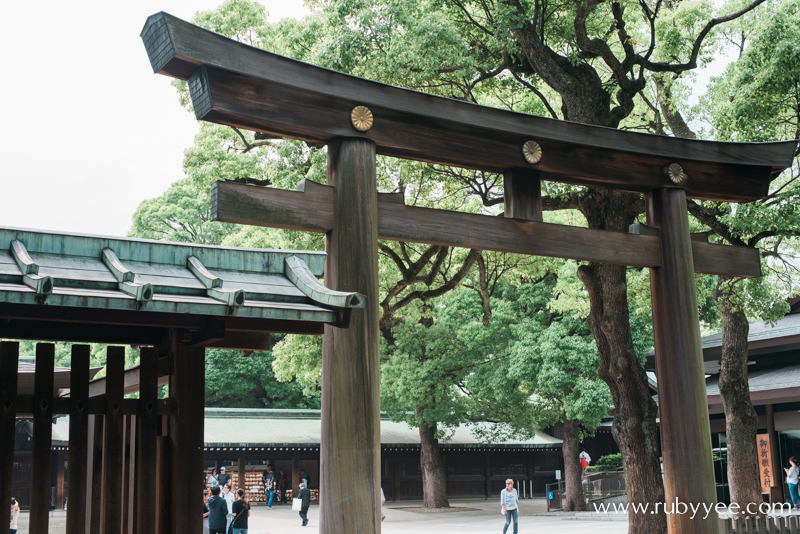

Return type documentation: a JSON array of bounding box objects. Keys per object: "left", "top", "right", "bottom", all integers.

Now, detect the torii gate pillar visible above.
[
  {"left": 648, "top": 188, "right": 719, "bottom": 534},
  {"left": 321, "top": 138, "right": 382, "bottom": 533}
]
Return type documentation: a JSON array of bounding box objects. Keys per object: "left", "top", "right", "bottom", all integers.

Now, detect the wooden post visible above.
[
  {"left": 393, "top": 451, "right": 401, "bottom": 502},
  {"left": 0, "top": 342, "right": 19, "bottom": 533},
  {"left": 67, "top": 344, "right": 90, "bottom": 534},
  {"left": 647, "top": 188, "right": 719, "bottom": 534},
  {"left": 88, "top": 414, "right": 104, "bottom": 534},
  {"left": 137, "top": 347, "right": 159, "bottom": 533},
  {"left": 103, "top": 346, "right": 126, "bottom": 534},
  {"left": 122, "top": 415, "right": 137, "bottom": 534},
  {"left": 56, "top": 450, "right": 66, "bottom": 509},
  {"left": 766, "top": 404, "right": 783, "bottom": 501},
  {"left": 485, "top": 451, "right": 492, "bottom": 499},
  {"left": 321, "top": 137, "right": 381, "bottom": 534},
  {"left": 504, "top": 168, "right": 543, "bottom": 222},
  {"left": 292, "top": 451, "right": 300, "bottom": 498},
  {"left": 156, "top": 435, "right": 172, "bottom": 534},
  {"left": 30, "top": 343, "right": 55, "bottom": 534},
  {"left": 239, "top": 452, "right": 247, "bottom": 492},
  {"left": 169, "top": 331, "right": 205, "bottom": 534}
]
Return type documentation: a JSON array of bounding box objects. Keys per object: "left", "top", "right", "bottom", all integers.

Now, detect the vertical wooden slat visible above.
[
  {"left": 88, "top": 414, "right": 104, "bottom": 534},
  {"left": 503, "top": 168, "right": 543, "bottom": 222},
  {"left": 155, "top": 435, "right": 172, "bottom": 534},
  {"left": 718, "top": 517, "right": 732, "bottom": 534},
  {"left": 30, "top": 342, "right": 55, "bottom": 534},
  {"left": 292, "top": 451, "right": 300, "bottom": 498},
  {"left": 238, "top": 452, "right": 246, "bottom": 492},
  {"left": 55, "top": 451, "right": 66, "bottom": 509},
  {"left": 321, "top": 137, "right": 381, "bottom": 534},
  {"left": 67, "top": 344, "right": 90, "bottom": 534},
  {"left": 137, "top": 347, "right": 158, "bottom": 533},
  {"left": 122, "top": 415, "right": 131, "bottom": 534},
  {"left": 647, "top": 188, "right": 719, "bottom": 534},
  {"left": 393, "top": 451, "right": 400, "bottom": 502},
  {"left": 103, "top": 346, "right": 125, "bottom": 534},
  {"left": 0, "top": 341, "right": 19, "bottom": 533},
  {"left": 484, "top": 451, "right": 491, "bottom": 499},
  {"left": 125, "top": 415, "right": 137, "bottom": 534},
  {"left": 169, "top": 331, "right": 205, "bottom": 534}
]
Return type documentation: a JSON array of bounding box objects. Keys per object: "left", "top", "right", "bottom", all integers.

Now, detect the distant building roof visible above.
[{"left": 202, "top": 408, "right": 562, "bottom": 449}]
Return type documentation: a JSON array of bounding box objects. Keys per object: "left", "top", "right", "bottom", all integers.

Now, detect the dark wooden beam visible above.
[
  {"left": 0, "top": 305, "right": 325, "bottom": 337},
  {"left": 169, "top": 332, "right": 205, "bottom": 534},
  {"left": 30, "top": 343, "right": 54, "bottom": 534},
  {"left": 504, "top": 168, "right": 542, "bottom": 222},
  {"left": 103, "top": 346, "right": 126, "bottom": 534},
  {"left": 647, "top": 188, "right": 718, "bottom": 534},
  {"left": 141, "top": 12, "right": 797, "bottom": 202},
  {"left": 0, "top": 342, "right": 19, "bottom": 534},
  {"left": 67, "top": 345, "right": 91, "bottom": 534},
  {"left": 137, "top": 347, "right": 159, "bottom": 534},
  {"left": 212, "top": 181, "right": 762, "bottom": 278},
  {"left": 321, "top": 138, "right": 381, "bottom": 533}
]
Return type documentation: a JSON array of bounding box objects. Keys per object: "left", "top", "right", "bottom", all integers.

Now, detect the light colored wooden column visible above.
[
  {"left": 647, "top": 187, "right": 719, "bottom": 534},
  {"left": 30, "top": 343, "right": 55, "bottom": 534},
  {"left": 169, "top": 332, "right": 205, "bottom": 534},
  {"left": 321, "top": 137, "right": 381, "bottom": 534},
  {"left": 0, "top": 342, "right": 19, "bottom": 533},
  {"left": 67, "top": 345, "right": 90, "bottom": 534}
]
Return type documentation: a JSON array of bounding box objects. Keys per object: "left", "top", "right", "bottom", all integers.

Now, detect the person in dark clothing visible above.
[
  {"left": 278, "top": 470, "right": 288, "bottom": 504},
  {"left": 217, "top": 466, "right": 231, "bottom": 488},
  {"left": 206, "top": 486, "right": 229, "bottom": 534},
  {"left": 231, "top": 488, "right": 251, "bottom": 534},
  {"left": 298, "top": 481, "right": 311, "bottom": 527},
  {"left": 300, "top": 469, "right": 310, "bottom": 487}
]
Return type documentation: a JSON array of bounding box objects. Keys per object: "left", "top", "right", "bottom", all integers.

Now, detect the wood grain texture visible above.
[
  {"left": 87, "top": 414, "right": 104, "bottom": 534},
  {"left": 30, "top": 343, "right": 54, "bottom": 534},
  {"left": 137, "top": 347, "right": 159, "bottom": 534},
  {"left": 647, "top": 188, "right": 719, "bottom": 534},
  {"left": 169, "top": 332, "right": 205, "bottom": 534},
  {"left": 67, "top": 345, "right": 91, "bottom": 534},
  {"left": 0, "top": 342, "right": 19, "bottom": 534},
  {"left": 504, "top": 169, "right": 543, "bottom": 222},
  {"left": 103, "top": 346, "right": 126, "bottom": 534},
  {"left": 141, "top": 12, "right": 798, "bottom": 202},
  {"left": 321, "top": 139, "right": 381, "bottom": 534},
  {"left": 212, "top": 181, "right": 762, "bottom": 277}
]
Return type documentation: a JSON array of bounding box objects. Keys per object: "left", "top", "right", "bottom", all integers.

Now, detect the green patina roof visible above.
[{"left": 0, "top": 226, "right": 362, "bottom": 325}]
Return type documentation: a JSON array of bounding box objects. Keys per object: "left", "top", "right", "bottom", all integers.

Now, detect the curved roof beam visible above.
[{"left": 141, "top": 12, "right": 798, "bottom": 203}]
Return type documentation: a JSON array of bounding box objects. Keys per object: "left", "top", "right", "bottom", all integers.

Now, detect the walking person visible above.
[
  {"left": 222, "top": 484, "right": 235, "bottom": 532},
  {"left": 206, "top": 486, "right": 228, "bottom": 534},
  {"left": 278, "top": 470, "right": 288, "bottom": 505},
  {"left": 203, "top": 490, "right": 211, "bottom": 534},
  {"left": 501, "top": 478, "right": 520, "bottom": 534},
  {"left": 266, "top": 472, "right": 276, "bottom": 508},
  {"left": 10, "top": 498, "right": 19, "bottom": 534},
  {"left": 217, "top": 466, "right": 231, "bottom": 488},
  {"left": 208, "top": 468, "right": 219, "bottom": 488},
  {"left": 231, "top": 488, "right": 251, "bottom": 534},
  {"left": 785, "top": 456, "right": 800, "bottom": 509},
  {"left": 297, "top": 481, "right": 311, "bottom": 527}
]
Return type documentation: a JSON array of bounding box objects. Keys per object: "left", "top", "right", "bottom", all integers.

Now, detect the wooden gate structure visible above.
[
  {"left": 0, "top": 228, "right": 363, "bottom": 534},
  {"left": 139, "top": 13, "right": 798, "bottom": 534}
]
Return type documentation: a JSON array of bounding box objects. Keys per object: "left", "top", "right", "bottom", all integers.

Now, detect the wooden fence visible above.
[{"left": 720, "top": 515, "right": 800, "bottom": 533}]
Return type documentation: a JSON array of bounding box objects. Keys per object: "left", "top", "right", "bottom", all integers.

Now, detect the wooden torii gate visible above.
[{"left": 142, "top": 13, "right": 797, "bottom": 534}]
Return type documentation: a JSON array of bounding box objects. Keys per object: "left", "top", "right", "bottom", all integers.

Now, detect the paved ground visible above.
[{"left": 13, "top": 498, "right": 630, "bottom": 533}]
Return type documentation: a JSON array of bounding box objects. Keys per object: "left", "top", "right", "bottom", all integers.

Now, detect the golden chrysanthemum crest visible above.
[
  {"left": 522, "top": 140, "right": 543, "bottom": 164},
  {"left": 351, "top": 106, "right": 374, "bottom": 132}
]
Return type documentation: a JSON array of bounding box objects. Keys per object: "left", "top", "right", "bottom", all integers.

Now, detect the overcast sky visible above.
[{"left": 0, "top": 0, "right": 727, "bottom": 238}]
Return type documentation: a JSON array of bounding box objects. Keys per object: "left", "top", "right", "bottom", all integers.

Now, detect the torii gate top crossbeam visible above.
[{"left": 142, "top": 12, "right": 797, "bottom": 203}]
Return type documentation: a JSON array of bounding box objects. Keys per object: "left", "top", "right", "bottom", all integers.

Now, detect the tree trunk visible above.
[
  {"left": 562, "top": 418, "right": 586, "bottom": 511},
  {"left": 419, "top": 422, "right": 450, "bottom": 508},
  {"left": 577, "top": 252, "right": 667, "bottom": 534},
  {"left": 714, "top": 279, "right": 762, "bottom": 517}
]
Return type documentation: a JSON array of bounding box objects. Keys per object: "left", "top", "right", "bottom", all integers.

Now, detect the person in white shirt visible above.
[
  {"left": 10, "top": 497, "right": 20, "bottom": 534},
  {"left": 785, "top": 456, "right": 799, "bottom": 509},
  {"left": 222, "top": 484, "right": 235, "bottom": 531},
  {"left": 500, "top": 479, "right": 519, "bottom": 534}
]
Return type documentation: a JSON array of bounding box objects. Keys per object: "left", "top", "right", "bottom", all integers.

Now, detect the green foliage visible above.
[
  {"left": 128, "top": 178, "right": 238, "bottom": 245},
  {"left": 585, "top": 453, "right": 623, "bottom": 472},
  {"left": 205, "top": 348, "right": 319, "bottom": 408}
]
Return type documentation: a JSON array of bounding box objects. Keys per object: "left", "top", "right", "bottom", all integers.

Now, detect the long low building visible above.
[{"left": 201, "top": 408, "right": 564, "bottom": 501}]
